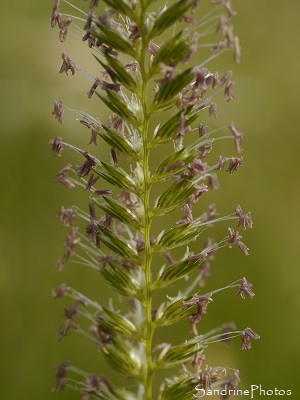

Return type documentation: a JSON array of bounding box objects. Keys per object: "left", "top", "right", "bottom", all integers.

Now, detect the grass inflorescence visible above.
[{"left": 50, "top": 0, "right": 259, "bottom": 398}]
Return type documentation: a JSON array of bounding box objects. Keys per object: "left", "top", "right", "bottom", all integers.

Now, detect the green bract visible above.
[
  {"left": 150, "top": 0, "right": 194, "bottom": 38},
  {"left": 94, "top": 195, "right": 141, "bottom": 228},
  {"left": 96, "top": 161, "right": 138, "bottom": 192}
]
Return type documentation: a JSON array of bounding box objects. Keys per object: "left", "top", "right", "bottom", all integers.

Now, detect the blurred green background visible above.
[{"left": 1, "top": 0, "right": 300, "bottom": 398}]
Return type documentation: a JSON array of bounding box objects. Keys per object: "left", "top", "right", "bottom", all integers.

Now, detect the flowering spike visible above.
[{"left": 49, "top": 0, "right": 256, "bottom": 397}]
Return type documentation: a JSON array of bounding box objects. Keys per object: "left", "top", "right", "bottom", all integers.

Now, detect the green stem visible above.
[
  {"left": 138, "top": 7, "right": 153, "bottom": 398},
  {"left": 141, "top": 62, "right": 153, "bottom": 400},
  {"left": 143, "top": 161, "right": 153, "bottom": 400}
]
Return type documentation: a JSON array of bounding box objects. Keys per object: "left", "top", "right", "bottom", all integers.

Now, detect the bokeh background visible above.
[{"left": 1, "top": 0, "right": 300, "bottom": 398}]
